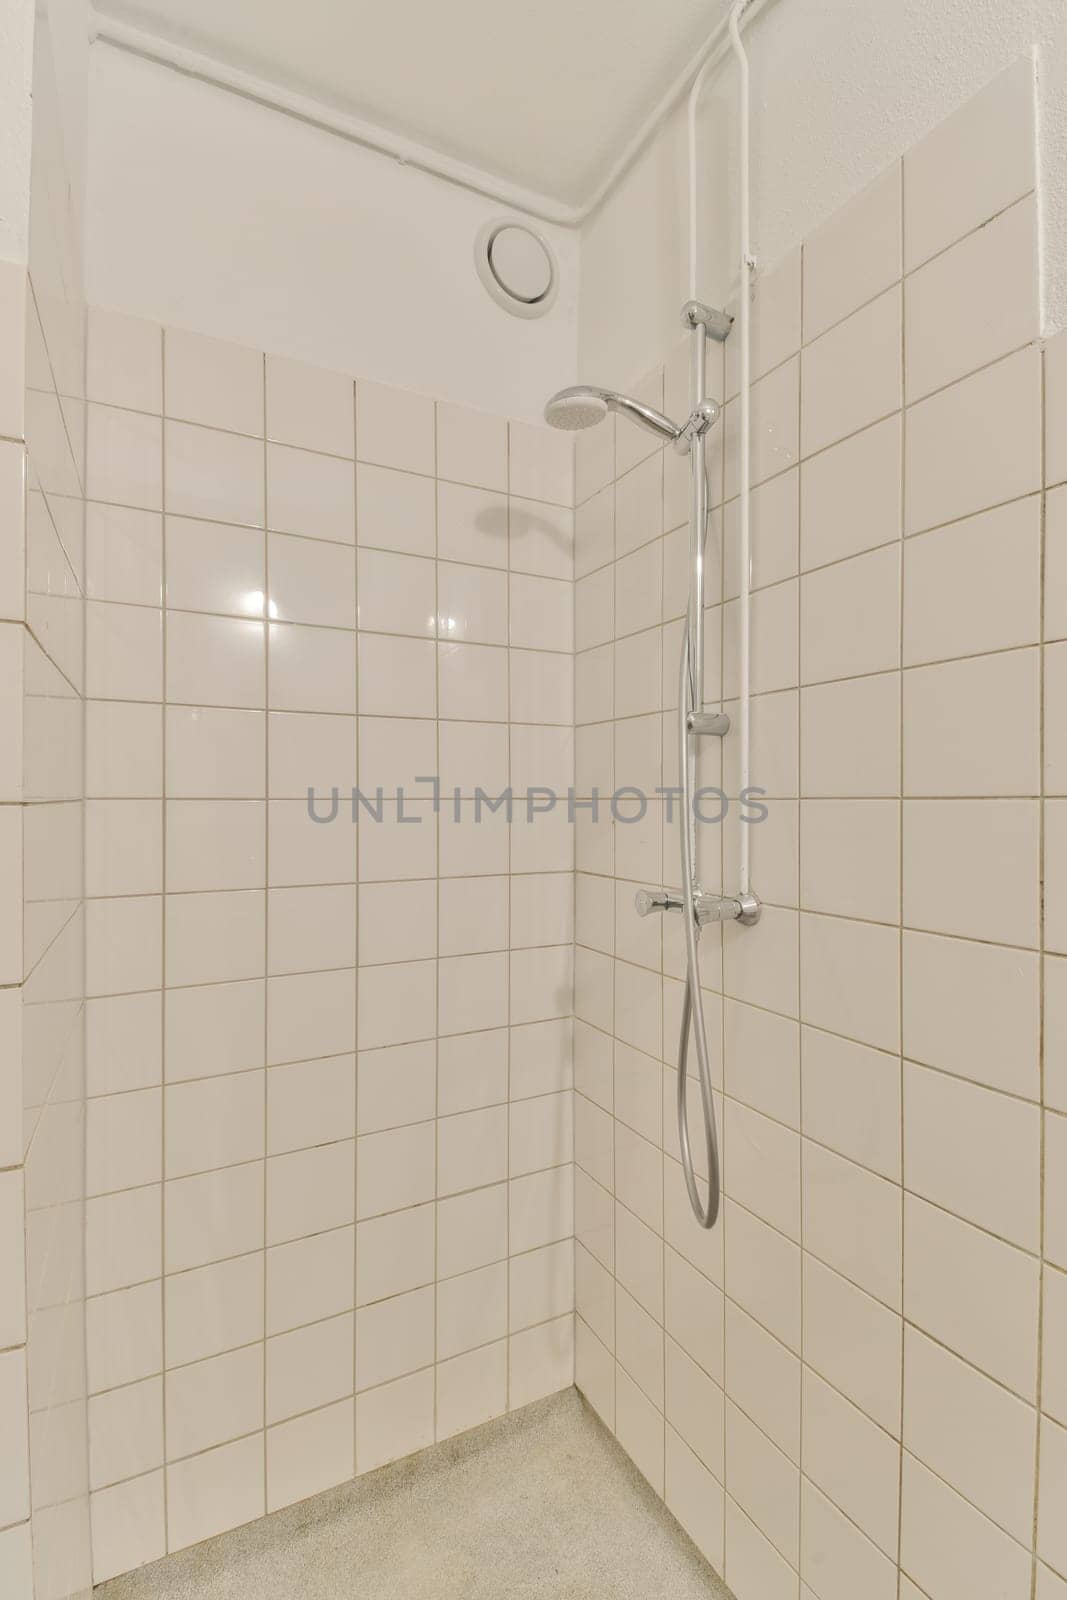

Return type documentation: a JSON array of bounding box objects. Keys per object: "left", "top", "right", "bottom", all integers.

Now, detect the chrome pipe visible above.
[{"left": 687, "top": 319, "right": 707, "bottom": 720}]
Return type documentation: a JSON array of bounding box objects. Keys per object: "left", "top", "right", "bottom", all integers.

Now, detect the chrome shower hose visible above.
[{"left": 676, "top": 627, "right": 721, "bottom": 1228}]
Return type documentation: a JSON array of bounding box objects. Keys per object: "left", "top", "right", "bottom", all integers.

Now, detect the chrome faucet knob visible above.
[{"left": 634, "top": 889, "right": 683, "bottom": 918}]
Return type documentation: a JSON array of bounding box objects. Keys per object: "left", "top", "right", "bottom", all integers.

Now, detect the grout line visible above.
[
  {"left": 788, "top": 186, "right": 1035, "bottom": 362},
  {"left": 581, "top": 338, "right": 1042, "bottom": 574},
  {"left": 1031, "top": 338, "right": 1049, "bottom": 1600},
  {"left": 896, "top": 154, "right": 908, "bottom": 1594},
  {"left": 80, "top": 396, "right": 567, "bottom": 508},
  {"left": 581, "top": 896, "right": 1049, "bottom": 957},
  {"left": 89, "top": 1219, "right": 569, "bottom": 1328},
  {"left": 578, "top": 1200, "right": 1045, "bottom": 1557},
  {"left": 86, "top": 943, "right": 575, "bottom": 1005},
  {"left": 569, "top": 423, "right": 579, "bottom": 1401},
  {"left": 352, "top": 376, "right": 360, "bottom": 1474},
  {"left": 432, "top": 401, "right": 442, "bottom": 1443},
  {"left": 89, "top": 592, "right": 574, "bottom": 656},
  {"left": 714, "top": 334, "right": 728, "bottom": 1563},
  {"left": 657, "top": 384, "right": 669, "bottom": 1503},
  {"left": 86, "top": 1304, "right": 574, "bottom": 1496},
  {"left": 504, "top": 416, "right": 513, "bottom": 1422},
  {"left": 159, "top": 317, "right": 171, "bottom": 1554},
  {"left": 260, "top": 353, "right": 271, "bottom": 1512},
  {"left": 795, "top": 235, "right": 810, "bottom": 1581},
  {"left": 571, "top": 990, "right": 1059, "bottom": 1117},
  {"left": 577, "top": 1129, "right": 1047, "bottom": 1371}
]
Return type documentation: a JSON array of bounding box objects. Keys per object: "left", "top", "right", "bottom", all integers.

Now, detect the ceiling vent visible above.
[{"left": 475, "top": 218, "right": 558, "bottom": 318}]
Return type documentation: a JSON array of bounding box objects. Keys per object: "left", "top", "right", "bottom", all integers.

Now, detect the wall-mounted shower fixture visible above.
[
  {"left": 544, "top": 0, "right": 756, "bottom": 1234},
  {"left": 546, "top": 284, "right": 761, "bottom": 1234},
  {"left": 666, "top": 293, "right": 761, "bottom": 1230},
  {"left": 635, "top": 888, "right": 761, "bottom": 925},
  {"left": 544, "top": 384, "right": 683, "bottom": 443},
  {"left": 645, "top": 0, "right": 759, "bottom": 1232},
  {"left": 543, "top": 381, "right": 723, "bottom": 453}
]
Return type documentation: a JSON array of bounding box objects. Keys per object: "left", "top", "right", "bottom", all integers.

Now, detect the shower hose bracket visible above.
[
  {"left": 681, "top": 299, "right": 734, "bottom": 341},
  {"left": 688, "top": 709, "right": 730, "bottom": 737},
  {"left": 733, "top": 890, "right": 761, "bottom": 926}
]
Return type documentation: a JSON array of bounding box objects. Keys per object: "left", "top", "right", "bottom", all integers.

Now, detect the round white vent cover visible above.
[{"left": 475, "top": 218, "right": 558, "bottom": 319}]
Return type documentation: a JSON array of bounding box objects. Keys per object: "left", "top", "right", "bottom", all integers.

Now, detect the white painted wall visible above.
[
  {"left": 45, "top": 0, "right": 90, "bottom": 242},
  {"left": 85, "top": 0, "right": 1067, "bottom": 419},
  {"left": 0, "top": 0, "right": 36, "bottom": 263},
  {"left": 580, "top": 0, "right": 1067, "bottom": 386},
  {"left": 86, "top": 44, "right": 579, "bottom": 422},
  {"left": 0, "top": 0, "right": 85, "bottom": 268}
]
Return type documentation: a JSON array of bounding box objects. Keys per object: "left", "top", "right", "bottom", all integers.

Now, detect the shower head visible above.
[
  {"left": 544, "top": 385, "right": 682, "bottom": 444},
  {"left": 543, "top": 389, "right": 610, "bottom": 431}
]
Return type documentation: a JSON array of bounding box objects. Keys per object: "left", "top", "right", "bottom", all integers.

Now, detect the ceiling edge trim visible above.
[
  {"left": 90, "top": 11, "right": 586, "bottom": 224},
  {"left": 88, "top": 0, "right": 774, "bottom": 230}
]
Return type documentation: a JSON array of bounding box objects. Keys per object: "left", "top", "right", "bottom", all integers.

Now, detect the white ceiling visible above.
[{"left": 91, "top": 0, "right": 731, "bottom": 206}]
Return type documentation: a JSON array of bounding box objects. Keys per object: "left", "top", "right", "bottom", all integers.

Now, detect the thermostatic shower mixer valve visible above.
[{"left": 635, "top": 888, "right": 762, "bottom": 927}]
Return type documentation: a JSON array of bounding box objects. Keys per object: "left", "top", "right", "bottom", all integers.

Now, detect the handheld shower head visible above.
[
  {"left": 543, "top": 384, "right": 682, "bottom": 444},
  {"left": 543, "top": 389, "right": 610, "bottom": 431}
]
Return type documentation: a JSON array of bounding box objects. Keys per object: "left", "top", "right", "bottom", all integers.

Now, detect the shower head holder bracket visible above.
[
  {"left": 682, "top": 299, "right": 734, "bottom": 341},
  {"left": 673, "top": 396, "right": 722, "bottom": 453}
]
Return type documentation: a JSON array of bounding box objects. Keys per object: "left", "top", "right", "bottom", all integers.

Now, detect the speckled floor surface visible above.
[{"left": 95, "top": 1389, "right": 734, "bottom": 1600}]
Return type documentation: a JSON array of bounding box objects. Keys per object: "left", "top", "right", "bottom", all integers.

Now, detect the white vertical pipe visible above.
[
  {"left": 728, "top": 1, "right": 753, "bottom": 896},
  {"left": 689, "top": 320, "right": 707, "bottom": 703},
  {"left": 687, "top": 59, "right": 713, "bottom": 304},
  {"left": 689, "top": 2, "right": 754, "bottom": 898}
]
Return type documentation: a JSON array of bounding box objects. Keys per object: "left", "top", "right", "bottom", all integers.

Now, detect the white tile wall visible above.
[
  {"left": 82, "top": 318, "right": 575, "bottom": 1582},
  {"left": 5, "top": 12, "right": 95, "bottom": 1600},
  {"left": 27, "top": 45, "right": 1058, "bottom": 1600},
  {"left": 574, "top": 59, "right": 1060, "bottom": 1600}
]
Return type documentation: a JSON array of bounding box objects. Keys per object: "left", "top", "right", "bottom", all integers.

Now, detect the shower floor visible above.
[{"left": 95, "top": 1389, "right": 733, "bottom": 1600}]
